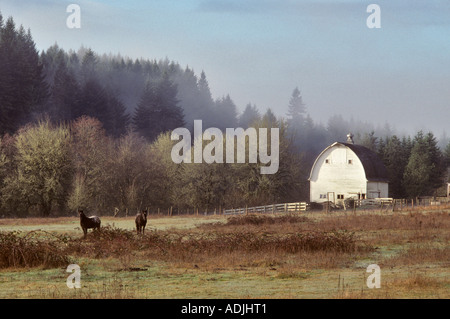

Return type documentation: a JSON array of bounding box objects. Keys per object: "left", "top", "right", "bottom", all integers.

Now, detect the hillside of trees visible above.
[{"left": 0, "top": 12, "right": 449, "bottom": 216}]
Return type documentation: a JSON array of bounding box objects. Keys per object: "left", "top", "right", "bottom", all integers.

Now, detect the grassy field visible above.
[{"left": 0, "top": 206, "right": 449, "bottom": 299}]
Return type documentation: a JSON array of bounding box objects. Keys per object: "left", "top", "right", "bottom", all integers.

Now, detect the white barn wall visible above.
[
  {"left": 310, "top": 145, "right": 367, "bottom": 203},
  {"left": 309, "top": 142, "right": 389, "bottom": 204}
]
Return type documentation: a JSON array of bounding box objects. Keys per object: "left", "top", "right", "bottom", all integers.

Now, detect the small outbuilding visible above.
[{"left": 309, "top": 134, "right": 389, "bottom": 204}]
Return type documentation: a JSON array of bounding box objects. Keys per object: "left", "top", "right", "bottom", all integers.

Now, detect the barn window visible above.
[
  {"left": 337, "top": 194, "right": 344, "bottom": 199},
  {"left": 325, "top": 159, "right": 329, "bottom": 164},
  {"left": 348, "top": 159, "right": 352, "bottom": 164}
]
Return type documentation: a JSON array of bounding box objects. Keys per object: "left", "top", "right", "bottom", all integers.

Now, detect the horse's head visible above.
[{"left": 142, "top": 209, "right": 148, "bottom": 218}]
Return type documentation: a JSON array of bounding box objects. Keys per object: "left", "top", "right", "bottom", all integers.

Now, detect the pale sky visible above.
[{"left": 1, "top": 0, "right": 449, "bottom": 136}]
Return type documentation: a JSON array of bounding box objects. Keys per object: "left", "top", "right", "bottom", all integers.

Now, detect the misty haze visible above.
[{"left": 0, "top": 1, "right": 449, "bottom": 302}]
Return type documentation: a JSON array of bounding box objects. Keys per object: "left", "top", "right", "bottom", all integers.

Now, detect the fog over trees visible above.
[{"left": 0, "top": 12, "right": 449, "bottom": 216}]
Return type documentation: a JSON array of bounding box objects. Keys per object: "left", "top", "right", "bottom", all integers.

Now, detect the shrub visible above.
[
  {"left": 0, "top": 231, "right": 70, "bottom": 269},
  {"left": 225, "top": 214, "right": 310, "bottom": 226}
]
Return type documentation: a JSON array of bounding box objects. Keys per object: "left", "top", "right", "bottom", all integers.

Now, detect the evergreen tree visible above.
[
  {"left": 173, "top": 66, "right": 200, "bottom": 131},
  {"left": 403, "top": 131, "right": 445, "bottom": 197},
  {"left": 238, "top": 103, "right": 261, "bottom": 128},
  {"left": 301, "top": 114, "right": 328, "bottom": 158},
  {"left": 444, "top": 141, "right": 450, "bottom": 168},
  {"left": 262, "top": 108, "right": 278, "bottom": 127},
  {"left": 0, "top": 14, "right": 48, "bottom": 134},
  {"left": 381, "top": 135, "right": 409, "bottom": 198},
  {"left": 77, "top": 78, "right": 110, "bottom": 126},
  {"left": 286, "top": 87, "right": 306, "bottom": 125},
  {"left": 360, "top": 131, "right": 378, "bottom": 151},
  {"left": 197, "top": 70, "right": 215, "bottom": 127},
  {"left": 214, "top": 94, "right": 238, "bottom": 130},
  {"left": 132, "top": 73, "right": 184, "bottom": 141},
  {"left": 50, "top": 58, "right": 81, "bottom": 122},
  {"left": 326, "top": 115, "right": 349, "bottom": 144},
  {"left": 444, "top": 141, "right": 450, "bottom": 184},
  {"left": 132, "top": 81, "right": 156, "bottom": 139},
  {"left": 106, "top": 92, "right": 130, "bottom": 138},
  {"left": 154, "top": 72, "right": 184, "bottom": 134},
  {"left": 198, "top": 71, "right": 213, "bottom": 103},
  {"left": 80, "top": 48, "right": 98, "bottom": 82},
  {"left": 424, "top": 132, "right": 446, "bottom": 190}
]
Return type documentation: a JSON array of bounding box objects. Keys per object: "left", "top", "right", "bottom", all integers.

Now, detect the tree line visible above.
[
  {"left": 0, "top": 116, "right": 306, "bottom": 216},
  {"left": 0, "top": 12, "right": 449, "bottom": 216}
]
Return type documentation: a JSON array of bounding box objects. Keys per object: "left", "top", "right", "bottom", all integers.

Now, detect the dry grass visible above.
[
  {"left": 59, "top": 221, "right": 370, "bottom": 270},
  {"left": 0, "top": 231, "right": 70, "bottom": 269},
  {"left": 223, "top": 214, "right": 311, "bottom": 226},
  {"left": 0, "top": 209, "right": 448, "bottom": 298},
  {"left": 381, "top": 243, "right": 450, "bottom": 267}
]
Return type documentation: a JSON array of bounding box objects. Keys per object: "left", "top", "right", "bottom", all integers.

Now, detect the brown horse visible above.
[
  {"left": 79, "top": 209, "right": 101, "bottom": 238},
  {"left": 135, "top": 209, "right": 148, "bottom": 234}
]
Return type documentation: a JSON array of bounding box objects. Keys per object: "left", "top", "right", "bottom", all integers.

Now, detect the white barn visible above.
[{"left": 309, "top": 134, "right": 389, "bottom": 204}]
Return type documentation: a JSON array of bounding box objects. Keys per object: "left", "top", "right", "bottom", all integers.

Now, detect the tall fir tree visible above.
[
  {"left": 132, "top": 73, "right": 184, "bottom": 141},
  {"left": 238, "top": 103, "right": 261, "bottom": 128},
  {"left": 197, "top": 70, "right": 215, "bottom": 127},
  {"left": 50, "top": 58, "right": 81, "bottom": 122},
  {"left": 0, "top": 14, "right": 48, "bottom": 134},
  {"left": 286, "top": 87, "right": 306, "bottom": 130},
  {"left": 173, "top": 66, "right": 200, "bottom": 131},
  {"left": 154, "top": 72, "right": 184, "bottom": 134},
  {"left": 403, "top": 131, "right": 445, "bottom": 197},
  {"left": 132, "top": 81, "right": 156, "bottom": 139},
  {"left": 106, "top": 91, "right": 130, "bottom": 138},
  {"left": 444, "top": 141, "right": 450, "bottom": 168},
  {"left": 380, "top": 135, "right": 410, "bottom": 198},
  {"left": 213, "top": 94, "right": 238, "bottom": 131}
]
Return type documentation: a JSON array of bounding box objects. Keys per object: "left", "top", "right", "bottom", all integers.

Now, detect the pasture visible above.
[{"left": 0, "top": 207, "right": 449, "bottom": 299}]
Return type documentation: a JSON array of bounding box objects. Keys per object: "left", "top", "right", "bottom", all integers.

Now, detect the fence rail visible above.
[
  {"left": 347, "top": 196, "right": 450, "bottom": 212},
  {"left": 223, "top": 202, "right": 309, "bottom": 215},
  {"left": 111, "top": 196, "right": 449, "bottom": 217}
]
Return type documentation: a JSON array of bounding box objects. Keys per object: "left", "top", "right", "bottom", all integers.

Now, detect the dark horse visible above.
[
  {"left": 135, "top": 209, "right": 148, "bottom": 234},
  {"left": 79, "top": 209, "right": 101, "bottom": 238}
]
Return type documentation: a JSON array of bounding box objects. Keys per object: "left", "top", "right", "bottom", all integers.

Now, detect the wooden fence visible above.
[
  {"left": 112, "top": 202, "right": 308, "bottom": 217},
  {"left": 349, "top": 196, "right": 450, "bottom": 211},
  {"left": 223, "top": 202, "right": 309, "bottom": 215},
  {"left": 112, "top": 196, "right": 449, "bottom": 217}
]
